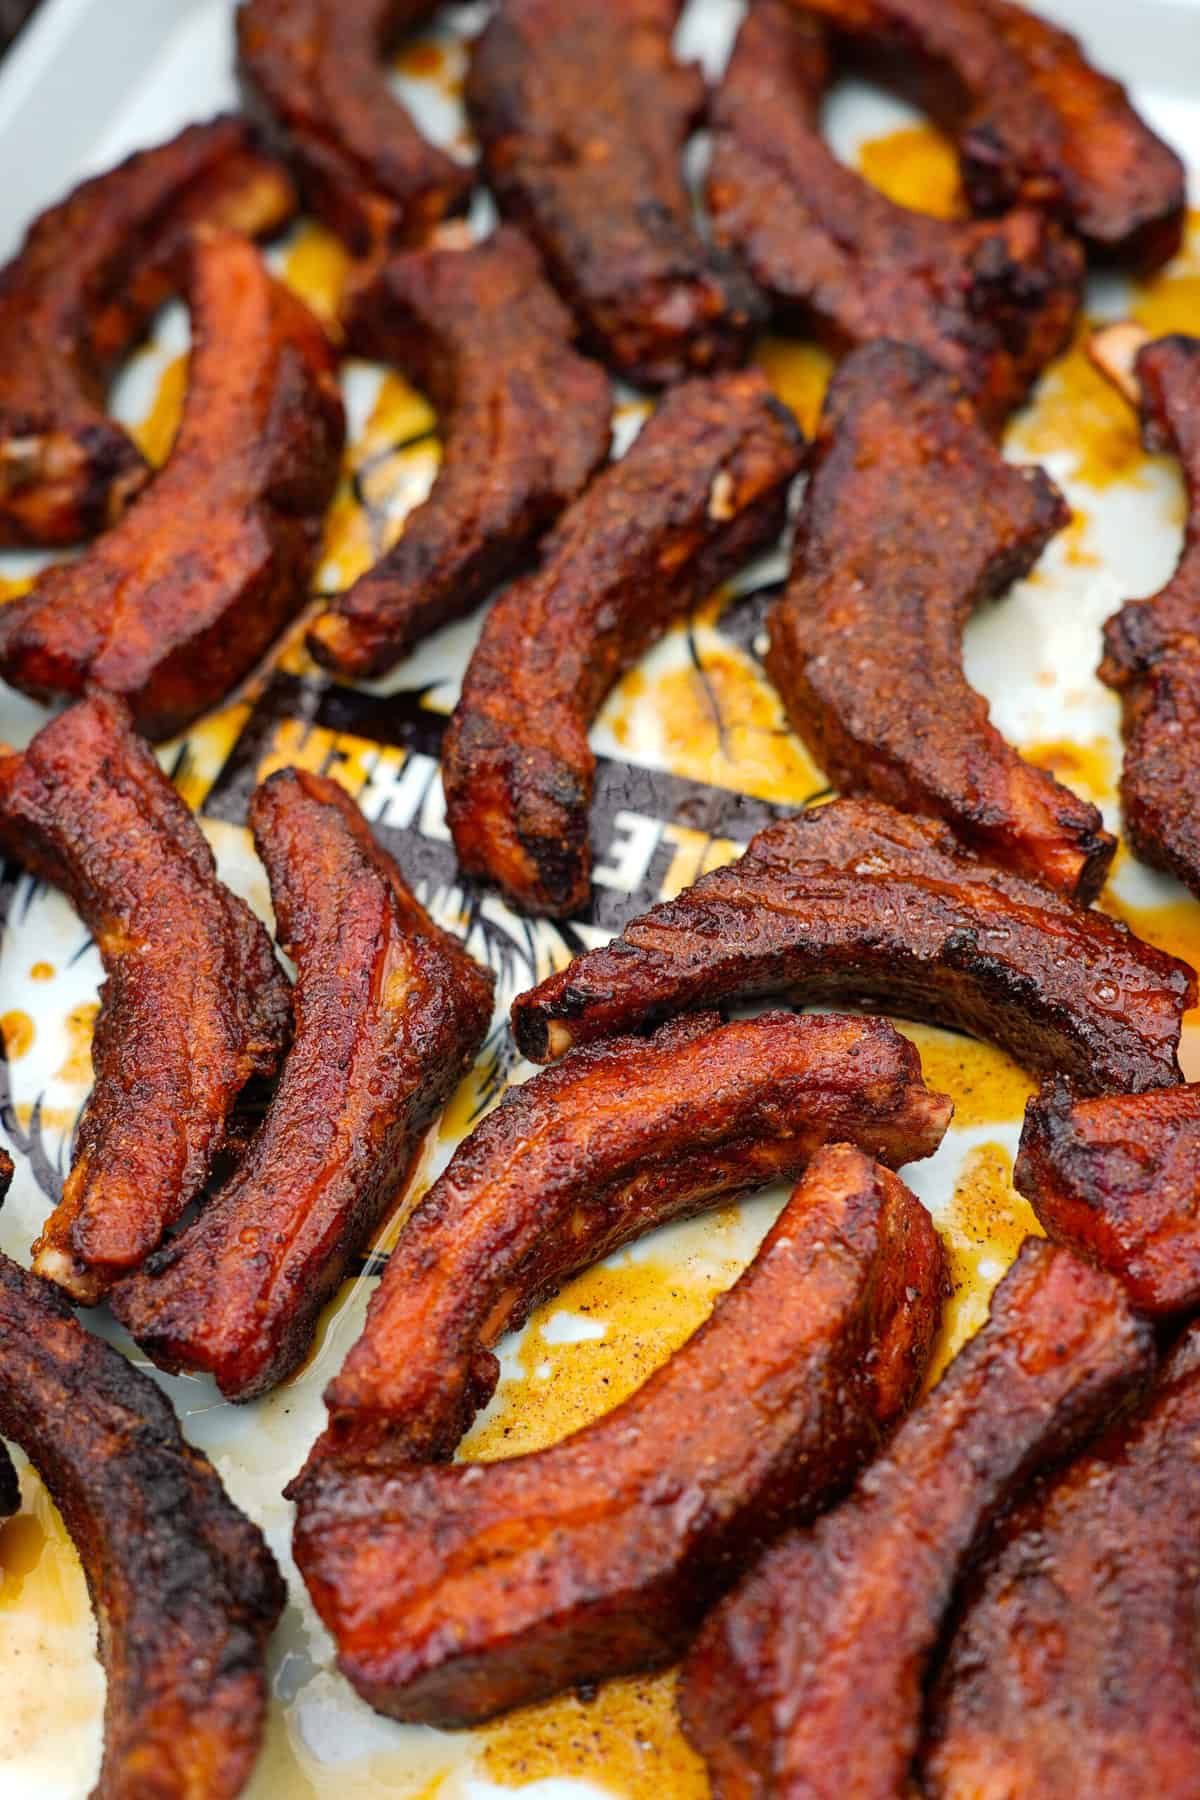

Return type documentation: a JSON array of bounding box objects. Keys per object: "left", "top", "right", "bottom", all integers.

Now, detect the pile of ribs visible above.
[{"left": 1, "top": 0, "right": 1200, "bottom": 1794}]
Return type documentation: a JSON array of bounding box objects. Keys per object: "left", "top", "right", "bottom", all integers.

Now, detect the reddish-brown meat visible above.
[
  {"left": 307, "top": 228, "right": 612, "bottom": 678},
  {"left": 1095, "top": 331, "right": 1200, "bottom": 901},
  {"left": 0, "top": 693, "right": 291, "bottom": 1303},
  {"left": 113, "top": 769, "right": 495, "bottom": 1401},
  {"left": 766, "top": 339, "right": 1114, "bottom": 900},
  {"left": 236, "top": 0, "right": 470, "bottom": 253},
  {"left": 678, "top": 1238, "right": 1154, "bottom": 1799},
  {"left": 1015, "top": 1075, "right": 1200, "bottom": 1315},
  {"left": 794, "top": 0, "right": 1185, "bottom": 269},
  {"left": 511, "top": 798, "right": 1193, "bottom": 1093},
  {"left": 0, "top": 1251, "right": 285, "bottom": 1800},
  {"left": 923, "top": 1320, "right": 1200, "bottom": 1799},
  {"left": 443, "top": 371, "right": 803, "bottom": 916},
  {"left": 293, "top": 1145, "right": 946, "bottom": 1726},
  {"left": 464, "top": 0, "right": 764, "bottom": 386},
  {"left": 0, "top": 233, "right": 344, "bottom": 741},
  {"left": 310, "top": 1010, "right": 951, "bottom": 1465},
  {"left": 708, "top": 1, "right": 1082, "bottom": 429},
  {"left": 0, "top": 117, "right": 294, "bottom": 548}
]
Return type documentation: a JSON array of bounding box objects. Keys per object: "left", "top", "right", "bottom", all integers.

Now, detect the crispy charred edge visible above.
[
  {"left": 798, "top": 0, "right": 1185, "bottom": 271},
  {"left": 0, "top": 1252, "right": 285, "bottom": 1800},
  {"left": 0, "top": 233, "right": 345, "bottom": 741},
  {"left": 922, "top": 1321, "right": 1200, "bottom": 1799},
  {"left": 112, "top": 768, "right": 495, "bottom": 1401},
  {"left": 464, "top": 0, "right": 765, "bottom": 387},
  {"left": 678, "top": 1239, "right": 1155, "bottom": 1800},
  {"left": 307, "top": 228, "right": 612, "bottom": 677},
  {"left": 292, "top": 1145, "right": 947, "bottom": 1727},
  {"left": 1093, "top": 330, "right": 1200, "bottom": 900},
  {"left": 510, "top": 798, "right": 1194, "bottom": 1093},
  {"left": 765, "top": 339, "right": 1114, "bottom": 900},
  {"left": 0, "top": 693, "right": 291, "bottom": 1303},
  {"left": 1015, "top": 1074, "right": 1200, "bottom": 1316},
  {"left": 237, "top": 0, "right": 471, "bottom": 255},
  {"left": 707, "top": 1, "right": 1082, "bottom": 430},
  {"left": 0, "top": 116, "right": 295, "bottom": 548},
  {"left": 442, "top": 371, "right": 803, "bottom": 918},
  {"left": 300, "top": 1009, "right": 951, "bottom": 1469}
]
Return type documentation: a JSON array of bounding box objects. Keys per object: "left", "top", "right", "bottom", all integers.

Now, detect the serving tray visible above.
[{"left": 1, "top": 0, "right": 1200, "bottom": 1794}]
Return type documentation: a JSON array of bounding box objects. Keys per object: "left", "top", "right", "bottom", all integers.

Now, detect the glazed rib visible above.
[
  {"left": 465, "top": 0, "right": 764, "bottom": 386},
  {"left": 678, "top": 1239, "right": 1154, "bottom": 1800},
  {"left": 1094, "top": 330, "right": 1200, "bottom": 901},
  {"left": 0, "top": 117, "right": 294, "bottom": 548},
  {"left": 311, "top": 1010, "right": 951, "bottom": 1465},
  {"left": 923, "top": 1321, "right": 1200, "bottom": 1800},
  {"left": 0, "top": 232, "right": 344, "bottom": 741},
  {"left": 0, "top": 1250, "right": 285, "bottom": 1800},
  {"left": 510, "top": 798, "right": 1193, "bottom": 1093},
  {"left": 307, "top": 228, "right": 612, "bottom": 678},
  {"left": 708, "top": 1, "right": 1082, "bottom": 428},
  {"left": 794, "top": 0, "right": 1185, "bottom": 269},
  {"left": 114, "top": 769, "right": 495, "bottom": 1401},
  {"left": 766, "top": 339, "right": 1114, "bottom": 900},
  {"left": 1015, "top": 1076, "right": 1200, "bottom": 1316},
  {"left": 293, "top": 1145, "right": 946, "bottom": 1726},
  {"left": 0, "top": 693, "right": 291, "bottom": 1303},
  {"left": 237, "top": 0, "right": 470, "bottom": 253},
  {"left": 443, "top": 371, "right": 803, "bottom": 917}
]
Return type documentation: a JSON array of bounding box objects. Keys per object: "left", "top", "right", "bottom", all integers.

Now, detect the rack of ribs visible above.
[
  {"left": 0, "top": 692, "right": 291, "bottom": 1302},
  {"left": 292, "top": 1145, "right": 946, "bottom": 1725},
  {"left": 765, "top": 338, "right": 1115, "bottom": 900},
  {"left": 708, "top": 0, "right": 1082, "bottom": 428},
  {"left": 443, "top": 370, "right": 802, "bottom": 916},
  {"left": 114, "top": 769, "right": 495, "bottom": 1401},
  {"left": 678, "top": 1238, "right": 1153, "bottom": 1798},
  {"left": 512, "top": 798, "right": 1192, "bottom": 1093},
  {"left": 236, "top": 0, "right": 471, "bottom": 253},
  {"left": 464, "top": 0, "right": 765, "bottom": 386},
  {"left": 0, "top": 118, "right": 294, "bottom": 546},
  {"left": 307, "top": 228, "right": 612, "bottom": 677},
  {"left": 0, "top": 232, "right": 344, "bottom": 741}
]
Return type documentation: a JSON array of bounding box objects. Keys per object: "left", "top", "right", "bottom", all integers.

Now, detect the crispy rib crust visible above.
[
  {"left": 708, "top": 2, "right": 1082, "bottom": 428},
  {"left": 1016, "top": 1076, "right": 1200, "bottom": 1315},
  {"left": 0, "top": 1252, "right": 284, "bottom": 1800},
  {"left": 0, "top": 117, "right": 295, "bottom": 548},
  {"left": 0, "top": 233, "right": 344, "bottom": 741},
  {"left": 237, "top": 0, "right": 471, "bottom": 252},
  {"left": 923, "top": 1322, "right": 1200, "bottom": 1799},
  {"left": 678, "top": 1239, "right": 1154, "bottom": 1800},
  {"left": 793, "top": 0, "right": 1185, "bottom": 269},
  {"left": 766, "top": 340, "right": 1114, "bottom": 900},
  {"left": 306, "top": 1010, "right": 951, "bottom": 1466},
  {"left": 307, "top": 228, "right": 612, "bottom": 677},
  {"left": 1099, "top": 335, "right": 1200, "bottom": 899},
  {"left": 0, "top": 693, "right": 291, "bottom": 1303},
  {"left": 442, "top": 371, "right": 803, "bottom": 917},
  {"left": 293, "top": 1146, "right": 946, "bottom": 1726},
  {"left": 465, "top": 0, "right": 764, "bottom": 386},
  {"left": 113, "top": 769, "right": 495, "bottom": 1401},
  {"left": 510, "top": 798, "right": 1193, "bottom": 1092}
]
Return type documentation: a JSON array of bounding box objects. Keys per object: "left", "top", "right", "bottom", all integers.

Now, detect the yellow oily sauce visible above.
[
  {"left": 855, "top": 123, "right": 965, "bottom": 221},
  {"left": 317, "top": 373, "right": 439, "bottom": 595},
  {"left": 280, "top": 221, "right": 353, "bottom": 336},
  {"left": 481, "top": 1671, "right": 708, "bottom": 1799},
  {"left": 52, "top": 1000, "right": 97, "bottom": 1088},
  {"left": 1010, "top": 323, "right": 1149, "bottom": 489},
  {"left": 460, "top": 1248, "right": 736, "bottom": 1462},
  {"left": 753, "top": 335, "right": 833, "bottom": 438},
  {"left": 1023, "top": 736, "right": 1118, "bottom": 807},
  {"left": 129, "top": 352, "right": 187, "bottom": 468},
  {"left": 929, "top": 1142, "right": 1044, "bottom": 1383},
  {"left": 894, "top": 1025, "right": 1036, "bottom": 1131},
  {"left": 28, "top": 961, "right": 55, "bottom": 982},
  {"left": 1132, "top": 209, "right": 1200, "bottom": 339},
  {"left": 610, "top": 645, "right": 827, "bottom": 808},
  {"left": 0, "top": 1008, "right": 33, "bottom": 1060},
  {"left": 0, "top": 572, "right": 33, "bottom": 603}
]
